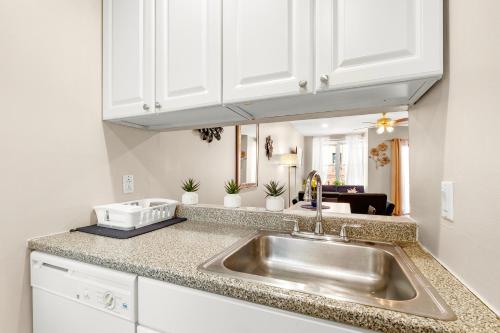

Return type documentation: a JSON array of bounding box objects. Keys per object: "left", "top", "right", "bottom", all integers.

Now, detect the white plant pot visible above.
[
  {"left": 266, "top": 196, "right": 284, "bottom": 212},
  {"left": 224, "top": 194, "right": 241, "bottom": 208},
  {"left": 182, "top": 192, "right": 199, "bottom": 205}
]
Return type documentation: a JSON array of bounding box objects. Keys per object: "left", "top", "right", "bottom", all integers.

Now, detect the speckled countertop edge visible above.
[
  {"left": 28, "top": 220, "right": 499, "bottom": 333},
  {"left": 176, "top": 204, "right": 417, "bottom": 243}
]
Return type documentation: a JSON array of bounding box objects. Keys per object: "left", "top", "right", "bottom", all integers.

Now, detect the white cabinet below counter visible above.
[
  {"left": 138, "top": 277, "right": 375, "bottom": 333},
  {"left": 138, "top": 326, "right": 161, "bottom": 333}
]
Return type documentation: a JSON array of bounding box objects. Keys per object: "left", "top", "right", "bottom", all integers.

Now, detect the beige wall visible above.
[
  {"left": 0, "top": 1, "right": 169, "bottom": 332},
  {"left": 158, "top": 122, "right": 304, "bottom": 208},
  {"left": 410, "top": 0, "right": 500, "bottom": 314},
  {"left": 367, "top": 127, "right": 409, "bottom": 198},
  {"left": 0, "top": 3, "right": 304, "bottom": 331}
]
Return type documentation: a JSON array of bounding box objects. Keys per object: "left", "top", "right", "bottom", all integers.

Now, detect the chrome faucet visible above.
[
  {"left": 288, "top": 171, "right": 363, "bottom": 242},
  {"left": 303, "top": 170, "right": 324, "bottom": 235}
]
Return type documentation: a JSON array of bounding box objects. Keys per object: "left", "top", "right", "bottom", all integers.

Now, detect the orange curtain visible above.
[{"left": 391, "top": 139, "right": 402, "bottom": 216}]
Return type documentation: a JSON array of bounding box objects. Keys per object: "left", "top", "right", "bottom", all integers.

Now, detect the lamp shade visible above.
[{"left": 279, "top": 153, "right": 298, "bottom": 166}]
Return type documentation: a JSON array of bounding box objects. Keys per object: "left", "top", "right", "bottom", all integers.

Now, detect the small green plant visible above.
[
  {"left": 181, "top": 178, "right": 200, "bottom": 192},
  {"left": 224, "top": 179, "right": 241, "bottom": 194},
  {"left": 264, "top": 180, "right": 286, "bottom": 197},
  {"left": 334, "top": 179, "right": 344, "bottom": 186}
]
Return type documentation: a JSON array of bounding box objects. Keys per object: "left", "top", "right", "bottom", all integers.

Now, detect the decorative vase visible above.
[
  {"left": 224, "top": 194, "right": 241, "bottom": 208},
  {"left": 182, "top": 192, "right": 198, "bottom": 205},
  {"left": 266, "top": 196, "right": 284, "bottom": 212}
]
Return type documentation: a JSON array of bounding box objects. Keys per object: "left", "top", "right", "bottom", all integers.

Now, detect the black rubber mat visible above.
[{"left": 71, "top": 217, "right": 187, "bottom": 239}]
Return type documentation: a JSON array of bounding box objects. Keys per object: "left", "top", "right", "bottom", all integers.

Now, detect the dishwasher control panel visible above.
[
  {"left": 76, "top": 284, "right": 133, "bottom": 318},
  {"left": 31, "top": 251, "right": 137, "bottom": 322}
]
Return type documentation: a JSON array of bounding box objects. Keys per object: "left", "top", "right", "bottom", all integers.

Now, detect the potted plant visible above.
[
  {"left": 224, "top": 179, "right": 241, "bottom": 208},
  {"left": 264, "top": 180, "right": 286, "bottom": 211},
  {"left": 181, "top": 178, "right": 200, "bottom": 205}
]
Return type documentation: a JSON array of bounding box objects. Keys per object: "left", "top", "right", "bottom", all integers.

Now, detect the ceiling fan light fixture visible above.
[
  {"left": 376, "top": 126, "right": 385, "bottom": 134},
  {"left": 386, "top": 126, "right": 394, "bottom": 133}
]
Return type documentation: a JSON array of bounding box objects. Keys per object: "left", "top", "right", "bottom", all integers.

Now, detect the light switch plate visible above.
[
  {"left": 441, "top": 181, "right": 454, "bottom": 221},
  {"left": 123, "top": 175, "right": 134, "bottom": 194}
]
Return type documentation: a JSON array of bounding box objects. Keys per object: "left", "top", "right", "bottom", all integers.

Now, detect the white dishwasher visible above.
[{"left": 31, "top": 251, "right": 137, "bottom": 333}]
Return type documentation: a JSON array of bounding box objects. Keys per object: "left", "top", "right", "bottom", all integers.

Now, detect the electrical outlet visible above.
[{"left": 123, "top": 175, "right": 134, "bottom": 194}]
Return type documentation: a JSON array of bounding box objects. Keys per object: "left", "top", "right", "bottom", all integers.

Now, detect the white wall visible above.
[
  {"left": 158, "top": 122, "right": 304, "bottom": 208},
  {"left": 367, "top": 127, "right": 409, "bottom": 198},
  {"left": 410, "top": 0, "right": 500, "bottom": 314}
]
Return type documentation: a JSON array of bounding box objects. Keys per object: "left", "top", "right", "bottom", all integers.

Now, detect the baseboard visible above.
[{"left": 419, "top": 244, "right": 499, "bottom": 318}]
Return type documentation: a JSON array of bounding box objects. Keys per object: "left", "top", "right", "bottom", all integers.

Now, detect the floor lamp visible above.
[{"left": 280, "top": 154, "right": 298, "bottom": 207}]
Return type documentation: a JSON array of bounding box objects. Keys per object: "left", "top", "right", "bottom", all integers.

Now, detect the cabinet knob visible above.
[
  {"left": 298, "top": 80, "right": 308, "bottom": 88},
  {"left": 320, "top": 74, "right": 329, "bottom": 84},
  {"left": 143, "top": 104, "right": 150, "bottom": 111},
  {"left": 155, "top": 102, "right": 162, "bottom": 109}
]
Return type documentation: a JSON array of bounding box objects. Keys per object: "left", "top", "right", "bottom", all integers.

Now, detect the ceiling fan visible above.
[{"left": 361, "top": 113, "right": 408, "bottom": 134}]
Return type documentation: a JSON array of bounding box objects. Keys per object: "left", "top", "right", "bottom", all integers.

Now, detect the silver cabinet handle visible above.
[
  {"left": 320, "top": 74, "right": 329, "bottom": 84},
  {"left": 143, "top": 104, "right": 150, "bottom": 111},
  {"left": 155, "top": 102, "right": 162, "bottom": 109},
  {"left": 298, "top": 80, "right": 308, "bottom": 88}
]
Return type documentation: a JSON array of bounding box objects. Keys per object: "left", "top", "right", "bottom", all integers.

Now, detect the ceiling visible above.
[{"left": 290, "top": 111, "right": 409, "bottom": 136}]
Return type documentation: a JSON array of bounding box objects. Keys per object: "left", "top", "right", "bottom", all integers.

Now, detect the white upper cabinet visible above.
[
  {"left": 155, "top": 0, "right": 221, "bottom": 112},
  {"left": 223, "top": 0, "right": 313, "bottom": 104},
  {"left": 103, "top": 0, "right": 442, "bottom": 128},
  {"left": 315, "top": 0, "right": 443, "bottom": 91},
  {"left": 103, "top": 0, "right": 155, "bottom": 120}
]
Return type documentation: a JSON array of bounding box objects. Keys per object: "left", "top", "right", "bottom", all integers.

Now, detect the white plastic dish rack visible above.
[{"left": 94, "top": 198, "right": 178, "bottom": 230}]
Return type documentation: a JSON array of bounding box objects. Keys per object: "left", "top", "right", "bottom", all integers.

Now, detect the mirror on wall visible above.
[
  {"left": 236, "top": 124, "right": 259, "bottom": 188},
  {"left": 290, "top": 110, "right": 410, "bottom": 216}
]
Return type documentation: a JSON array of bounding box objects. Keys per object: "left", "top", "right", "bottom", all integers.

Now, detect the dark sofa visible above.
[
  {"left": 297, "top": 185, "right": 365, "bottom": 202},
  {"left": 337, "top": 193, "right": 392, "bottom": 215},
  {"left": 295, "top": 185, "right": 394, "bottom": 215},
  {"left": 321, "top": 185, "right": 365, "bottom": 193}
]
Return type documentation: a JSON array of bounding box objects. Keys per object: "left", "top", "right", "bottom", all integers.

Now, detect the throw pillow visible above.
[{"left": 347, "top": 187, "right": 358, "bottom": 193}]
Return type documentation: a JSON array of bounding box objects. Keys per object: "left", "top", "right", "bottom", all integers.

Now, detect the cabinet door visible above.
[
  {"left": 137, "top": 326, "right": 161, "bottom": 333},
  {"left": 316, "top": 0, "right": 442, "bottom": 90},
  {"left": 103, "top": 0, "right": 155, "bottom": 119},
  {"left": 155, "top": 0, "right": 221, "bottom": 112},
  {"left": 223, "top": 0, "right": 313, "bottom": 104},
  {"left": 139, "top": 277, "right": 374, "bottom": 333}
]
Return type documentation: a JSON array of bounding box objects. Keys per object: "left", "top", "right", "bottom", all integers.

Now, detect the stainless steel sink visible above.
[{"left": 199, "top": 230, "right": 456, "bottom": 320}]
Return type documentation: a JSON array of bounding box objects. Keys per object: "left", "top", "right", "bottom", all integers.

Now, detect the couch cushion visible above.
[
  {"left": 336, "top": 185, "right": 365, "bottom": 193},
  {"left": 337, "top": 193, "right": 387, "bottom": 215},
  {"left": 322, "top": 185, "right": 337, "bottom": 192}
]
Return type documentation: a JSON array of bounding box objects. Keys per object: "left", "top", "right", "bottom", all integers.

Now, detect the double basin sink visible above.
[{"left": 199, "top": 230, "right": 455, "bottom": 320}]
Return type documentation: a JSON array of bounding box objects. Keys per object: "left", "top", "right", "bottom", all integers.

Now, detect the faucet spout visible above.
[{"left": 304, "top": 170, "right": 323, "bottom": 235}]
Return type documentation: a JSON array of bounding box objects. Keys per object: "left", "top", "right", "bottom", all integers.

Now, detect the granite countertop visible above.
[{"left": 28, "top": 220, "right": 499, "bottom": 333}]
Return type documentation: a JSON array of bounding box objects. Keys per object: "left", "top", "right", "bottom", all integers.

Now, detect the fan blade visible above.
[{"left": 394, "top": 117, "right": 408, "bottom": 124}]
